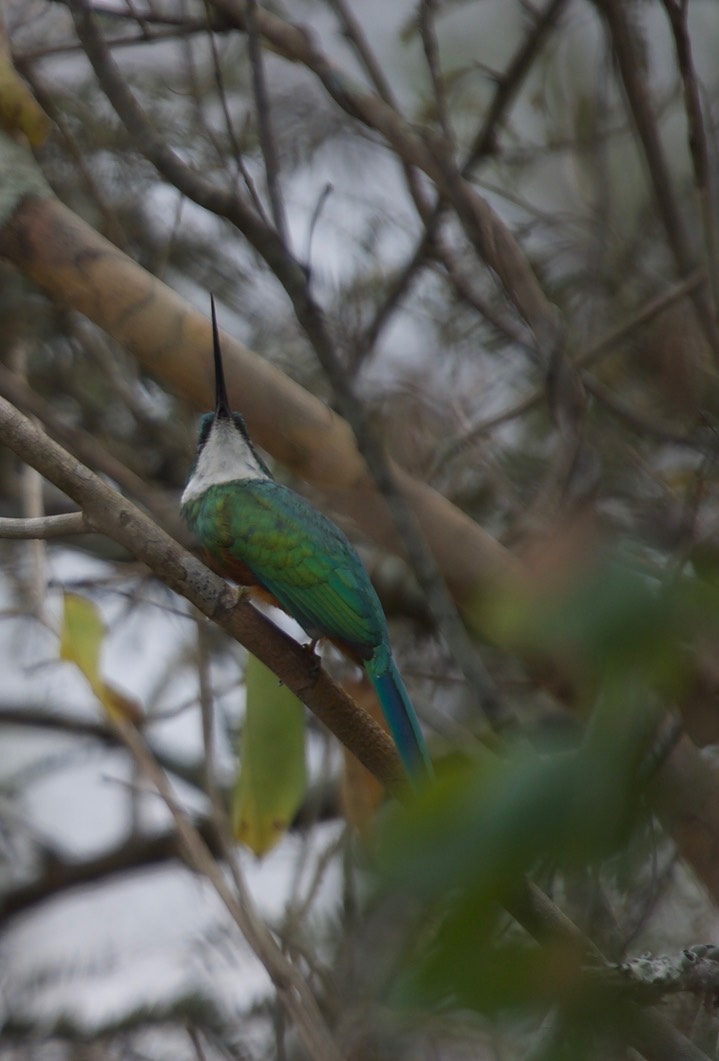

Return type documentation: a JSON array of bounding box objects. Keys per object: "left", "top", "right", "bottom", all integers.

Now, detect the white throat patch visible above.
[{"left": 182, "top": 417, "right": 268, "bottom": 504}]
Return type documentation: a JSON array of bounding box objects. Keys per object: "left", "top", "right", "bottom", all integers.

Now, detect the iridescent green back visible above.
[{"left": 182, "top": 479, "right": 388, "bottom": 661}]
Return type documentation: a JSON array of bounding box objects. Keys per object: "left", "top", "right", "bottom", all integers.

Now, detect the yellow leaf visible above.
[
  {"left": 60, "top": 591, "right": 104, "bottom": 689},
  {"left": 96, "top": 680, "right": 144, "bottom": 726},
  {"left": 0, "top": 53, "right": 51, "bottom": 146},
  {"left": 232, "top": 654, "right": 307, "bottom": 856},
  {"left": 60, "top": 592, "right": 143, "bottom": 724}
]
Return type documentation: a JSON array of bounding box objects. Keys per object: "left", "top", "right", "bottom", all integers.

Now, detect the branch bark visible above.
[{"left": 0, "top": 512, "right": 87, "bottom": 538}]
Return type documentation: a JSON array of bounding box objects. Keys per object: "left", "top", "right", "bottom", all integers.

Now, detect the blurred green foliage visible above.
[{"left": 375, "top": 549, "right": 717, "bottom": 1037}]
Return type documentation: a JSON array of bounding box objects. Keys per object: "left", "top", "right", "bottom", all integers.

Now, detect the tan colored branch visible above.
[{"left": 0, "top": 133, "right": 517, "bottom": 608}]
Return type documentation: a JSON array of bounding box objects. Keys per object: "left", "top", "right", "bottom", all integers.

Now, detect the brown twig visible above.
[
  {"left": 208, "top": 0, "right": 559, "bottom": 351},
  {"left": 244, "top": 0, "right": 289, "bottom": 246},
  {"left": 359, "top": 0, "right": 568, "bottom": 363},
  {"left": 432, "top": 269, "right": 708, "bottom": 472},
  {"left": 596, "top": 0, "right": 719, "bottom": 356},
  {"left": 660, "top": 0, "right": 719, "bottom": 320},
  {"left": 112, "top": 716, "right": 345, "bottom": 1061},
  {"left": 0, "top": 512, "right": 87, "bottom": 538},
  {"left": 418, "top": 0, "right": 454, "bottom": 148}
]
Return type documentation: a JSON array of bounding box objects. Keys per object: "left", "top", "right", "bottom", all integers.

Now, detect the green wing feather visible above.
[
  {"left": 185, "top": 478, "right": 432, "bottom": 780},
  {"left": 200, "top": 480, "right": 386, "bottom": 656}
]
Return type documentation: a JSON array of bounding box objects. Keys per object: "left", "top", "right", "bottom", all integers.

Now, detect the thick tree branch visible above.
[{"left": 0, "top": 132, "right": 516, "bottom": 609}]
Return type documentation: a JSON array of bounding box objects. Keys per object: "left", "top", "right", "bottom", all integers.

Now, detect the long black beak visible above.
[{"left": 211, "top": 294, "right": 232, "bottom": 420}]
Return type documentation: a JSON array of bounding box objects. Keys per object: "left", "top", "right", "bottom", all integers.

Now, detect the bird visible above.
[{"left": 181, "top": 298, "right": 432, "bottom": 783}]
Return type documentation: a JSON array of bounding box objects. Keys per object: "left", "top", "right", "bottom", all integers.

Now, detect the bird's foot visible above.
[
  {"left": 215, "top": 583, "right": 248, "bottom": 618},
  {"left": 303, "top": 638, "right": 322, "bottom": 681}
]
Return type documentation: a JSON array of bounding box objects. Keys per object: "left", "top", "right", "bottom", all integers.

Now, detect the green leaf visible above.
[
  {"left": 479, "top": 552, "right": 692, "bottom": 696},
  {"left": 232, "top": 654, "right": 307, "bottom": 857},
  {"left": 375, "top": 721, "right": 653, "bottom": 1014}
]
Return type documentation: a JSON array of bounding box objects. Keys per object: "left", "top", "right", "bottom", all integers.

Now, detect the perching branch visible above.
[{"left": 0, "top": 392, "right": 405, "bottom": 789}]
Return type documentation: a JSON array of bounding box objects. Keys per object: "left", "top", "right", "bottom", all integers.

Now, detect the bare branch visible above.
[
  {"left": 433, "top": 269, "right": 708, "bottom": 470},
  {"left": 660, "top": 0, "right": 719, "bottom": 319},
  {"left": 0, "top": 818, "right": 224, "bottom": 923},
  {"left": 0, "top": 512, "right": 87, "bottom": 538},
  {"left": 595, "top": 0, "right": 719, "bottom": 355},
  {"left": 244, "top": 0, "right": 289, "bottom": 246},
  {"left": 112, "top": 715, "right": 345, "bottom": 1061},
  {"left": 359, "top": 0, "right": 568, "bottom": 364},
  {"left": 209, "top": 0, "right": 560, "bottom": 350},
  {"left": 418, "top": 0, "right": 454, "bottom": 148}
]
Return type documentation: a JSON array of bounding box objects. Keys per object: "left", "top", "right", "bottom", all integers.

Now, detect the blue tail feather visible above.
[{"left": 368, "top": 655, "right": 432, "bottom": 782}]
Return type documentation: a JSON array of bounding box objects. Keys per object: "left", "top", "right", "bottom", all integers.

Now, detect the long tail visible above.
[{"left": 368, "top": 655, "right": 432, "bottom": 783}]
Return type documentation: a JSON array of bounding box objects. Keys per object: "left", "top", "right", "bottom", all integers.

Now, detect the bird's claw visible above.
[
  {"left": 215, "top": 584, "right": 247, "bottom": 617},
  {"left": 303, "top": 638, "right": 322, "bottom": 681}
]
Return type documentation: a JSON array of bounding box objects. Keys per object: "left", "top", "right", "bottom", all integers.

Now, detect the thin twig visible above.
[
  {"left": 327, "top": 0, "right": 432, "bottom": 225},
  {"left": 660, "top": 0, "right": 719, "bottom": 320},
  {"left": 359, "top": 0, "right": 567, "bottom": 364},
  {"left": 0, "top": 512, "right": 88, "bottom": 539},
  {"left": 597, "top": 0, "right": 719, "bottom": 356},
  {"left": 245, "top": 0, "right": 289, "bottom": 246},
  {"left": 68, "top": 0, "right": 295, "bottom": 283},
  {"left": 196, "top": 613, "right": 220, "bottom": 805},
  {"left": 209, "top": 0, "right": 559, "bottom": 349},
  {"left": 202, "top": 1, "right": 270, "bottom": 220},
  {"left": 418, "top": 0, "right": 454, "bottom": 147},
  {"left": 431, "top": 269, "right": 707, "bottom": 473},
  {"left": 113, "top": 717, "right": 345, "bottom": 1061}
]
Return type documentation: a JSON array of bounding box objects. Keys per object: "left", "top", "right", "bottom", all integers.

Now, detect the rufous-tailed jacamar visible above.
[{"left": 181, "top": 299, "right": 431, "bottom": 781}]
